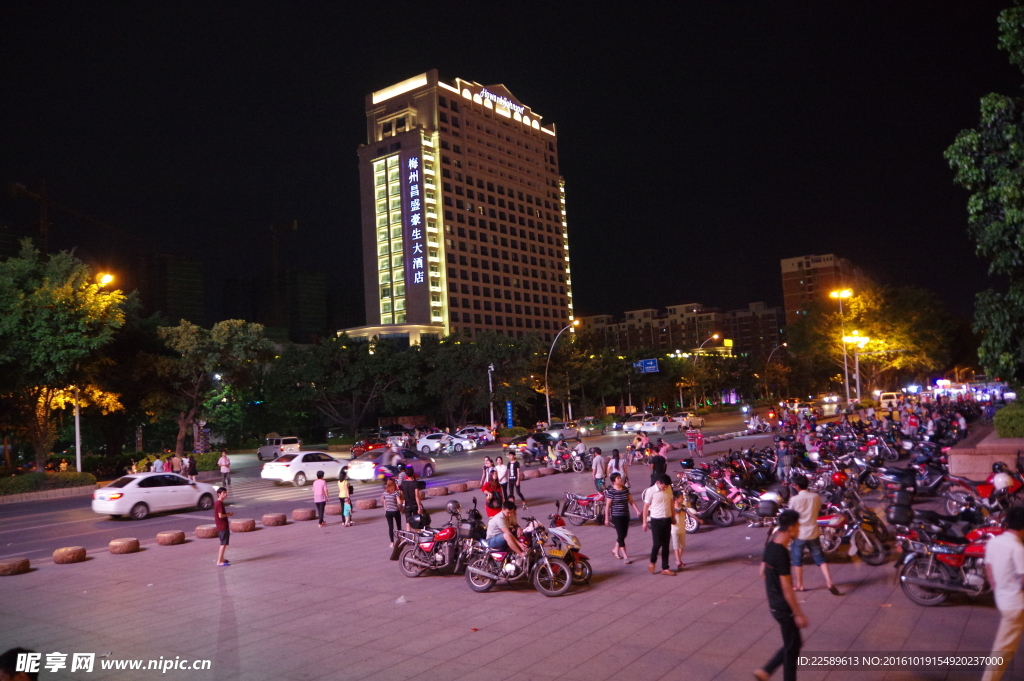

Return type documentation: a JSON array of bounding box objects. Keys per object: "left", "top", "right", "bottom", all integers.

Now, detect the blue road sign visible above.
[
  {"left": 505, "top": 401, "right": 514, "bottom": 428},
  {"left": 633, "top": 359, "right": 660, "bottom": 374}
]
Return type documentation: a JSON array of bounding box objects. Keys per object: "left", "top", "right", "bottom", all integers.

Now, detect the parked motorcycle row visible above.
[{"left": 389, "top": 497, "right": 591, "bottom": 597}]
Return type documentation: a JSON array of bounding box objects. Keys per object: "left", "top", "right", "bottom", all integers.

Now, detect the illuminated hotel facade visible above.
[{"left": 354, "top": 70, "right": 574, "bottom": 343}]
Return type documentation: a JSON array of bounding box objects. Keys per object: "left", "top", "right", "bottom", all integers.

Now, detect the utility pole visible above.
[{"left": 487, "top": 364, "right": 495, "bottom": 431}]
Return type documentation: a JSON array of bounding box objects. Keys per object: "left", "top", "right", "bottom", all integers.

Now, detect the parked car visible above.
[
  {"left": 91, "top": 472, "right": 217, "bottom": 520},
  {"left": 879, "top": 392, "right": 900, "bottom": 409},
  {"left": 671, "top": 412, "right": 705, "bottom": 427},
  {"left": 576, "top": 416, "right": 606, "bottom": 437},
  {"left": 350, "top": 437, "right": 388, "bottom": 458},
  {"left": 347, "top": 448, "right": 436, "bottom": 481},
  {"left": 260, "top": 451, "right": 346, "bottom": 486},
  {"left": 502, "top": 432, "right": 561, "bottom": 457},
  {"left": 416, "top": 432, "right": 476, "bottom": 454},
  {"left": 257, "top": 436, "right": 302, "bottom": 461},
  {"left": 545, "top": 422, "right": 580, "bottom": 440},
  {"left": 622, "top": 413, "right": 654, "bottom": 433},
  {"left": 637, "top": 415, "right": 682, "bottom": 434},
  {"left": 456, "top": 426, "right": 494, "bottom": 444}
]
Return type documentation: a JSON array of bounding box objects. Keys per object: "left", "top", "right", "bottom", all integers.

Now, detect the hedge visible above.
[
  {"left": 498, "top": 426, "right": 529, "bottom": 438},
  {"left": 995, "top": 402, "right": 1024, "bottom": 439},
  {"left": 0, "top": 472, "right": 97, "bottom": 496}
]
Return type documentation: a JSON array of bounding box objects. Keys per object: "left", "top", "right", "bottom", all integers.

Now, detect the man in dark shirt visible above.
[
  {"left": 213, "top": 488, "right": 232, "bottom": 567},
  {"left": 400, "top": 468, "right": 425, "bottom": 531},
  {"left": 649, "top": 448, "right": 668, "bottom": 487},
  {"left": 756, "top": 510, "right": 807, "bottom": 681}
]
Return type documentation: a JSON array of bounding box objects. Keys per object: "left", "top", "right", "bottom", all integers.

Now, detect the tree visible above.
[
  {"left": 0, "top": 242, "right": 125, "bottom": 468},
  {"left": 153, "top": 320, "right": 271, "bottom": 456},
  {"left": 945, "top": 2, "right": 1024, "bottom": 385}
]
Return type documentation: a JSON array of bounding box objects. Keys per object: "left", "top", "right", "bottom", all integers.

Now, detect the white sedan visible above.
[
  {"left": 91, "top": 472, "right": 218, "bottom": 520},
  {"left": 417, "top": 433, "right": 477, "bottom": 454},
  {"left": 456, "top": 426, "right": 494, "bottom": 444},
  {"left": 260, "top": 451, "right": 346, "bottom": 486},
  {"left": 545, "top": 422, "right": 580, "bottom": 440},
  {"left": 621, "top": 413, "right": 653, "bottom": 433},
  {"left": 638, "top": 416, "right": 682, "bottom": 434},
  {"left": 671, "top": 412, "right": 705, "bottom": 427}
]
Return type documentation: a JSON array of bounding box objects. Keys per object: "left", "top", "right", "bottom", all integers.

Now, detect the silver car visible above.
[{"left": 546, "top": 422, "right": 580, "bottom": 440}]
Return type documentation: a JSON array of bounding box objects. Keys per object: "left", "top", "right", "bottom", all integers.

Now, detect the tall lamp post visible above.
[
  {"left": 764, "top": 342, "right": 787, "bottom": 400},
  {"left": 841, "top": 331, "right": 870, "bottom": 402},
  {"left": 829, "top": 289, "right": 853, "bottom": 405},
  {"left": 694, "top": 333, "right": 719, "bottom": 363},
  {"left": 75, "top": 273, "right": 115, "bottom": 473},
  {"left": 487, "top": 363, "right": 495, "bottom": 431},
  {"left": 545, "top": 321, "right": 579, "bottom": 425}
]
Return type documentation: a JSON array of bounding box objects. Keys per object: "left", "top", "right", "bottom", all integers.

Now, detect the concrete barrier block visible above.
[
  {"left": 229, "top": 518, "right": 256, "bottom": 532},
  {"left": 448, "top": 483, "right": 468, "bottom": 493},
  {"left": 108, "top": 538, "right": 140, "bottom": 554},
  {"left": 194, "top": 525, "right": 219, "bottom": 539},
  {"left": 325, "top": 502, "right": 342, "bottom": 515},
  {"left": 262, "top": 513, "right": 287, "bottom": 527},
  {"left": 354, "top": 498, "right": 377, "bottom": 510},
  {"left": 465, "top": 480, "right": 481, "bottom": 489},
  {"left": 426, "top": 486, "right": 448, "bottom": 497},
  {"left": 0, "top": 557, "right": 30, "bottom": 575},
  {"left": 157, "top": 530, "right": 186, "bottom": 545},
  {"left": 539, "top": 467, "right": 556, "bottom": 476},
  {"left": 523, "top": 469, "right": 542, "bottom": 479},
  {"left": 53, "top": 546, "right": 86, "bottom": 564},
  {"left": 292, "top": 508, "right": 317, "bottom": 521}
]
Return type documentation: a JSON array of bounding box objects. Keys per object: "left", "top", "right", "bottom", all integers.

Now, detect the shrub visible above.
[
  {"left": 195, "top": 452, "right": 220, "bottom": 471},
  {"left": 0, "top": 472, "right": 97, "bottom": 495},
  {"left": 328, "top": 437, "right": 355, "bottom": 446},
  {"left": 995, "top": 402, "right": 1024, "bottom": 438},
  {"left": 497, "top": 426, "right": 529, "bottom": 438}
]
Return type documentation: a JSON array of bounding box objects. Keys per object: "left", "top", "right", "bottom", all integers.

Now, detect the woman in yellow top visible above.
[{"left": 338, "top": 467, "right": 353, "bottom": 527}]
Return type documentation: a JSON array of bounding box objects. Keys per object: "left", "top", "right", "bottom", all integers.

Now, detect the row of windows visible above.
[
  {"left": 450, "top": 313, "right": 567, "bottom": 327},
  {"left": 448, "top": 251, "right": 563, "bottom": 271},
  {"left": 447, "top": 263, "right": 565, "bottom": 284},
  {"left": 441, "top": 135, "right": 555, "bottom": 170},
  {"left": 450, "top": 225, "right": 562, "bottom": 247},
  {"left": 451, "top": 298, "right": 565, "bottom": 315},
  {"left": 438, "top": 93, "right": 554, "bottom": 148}
]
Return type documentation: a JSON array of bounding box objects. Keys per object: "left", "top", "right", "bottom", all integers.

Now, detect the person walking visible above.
[
  {"left": 695, "top": 428, "right": 705, "bottom": 458},
  {"left": 338, "top": 468, "right": 353, "bottom": 527},
  {"left": 685, "top": 425, "right": 698, "bottom": 457},
  {"left": 313, "top": 470, "right": 329, "bottom": 527},
  {"left": 214, "top": 487, "right": 233, "bottom": 567},
  {"left": 607, "top": 449, "right": 629, "bottom": 487},
  {"left": 187, "top": 454, "right": 198, "bottom": 482},
  {"left": 788, "top": 474, "right": 839, "bottom": 594},
  {"left": 982, "top": 505, "right": 1024, "bottom": 681},
  {"left": 754, "top": 510, "right": 807, "bottom": 681},
  {"left": 180, "top": 454, "right": 191, "bottom": 480},
  {"left": 506, "top": 452, "right": 525, "bottom": 502},
  {"left": 649, "top": 446, "right": 668, "bottom": 487},
  {"left": 671, "top": 491, "right": 691, "bottom": 571},
  {"left": 400, "top": 468, "right": 425, "bottom": 531},
  {"left": 171, "top": 452, "right": 182, "bottom": 476},
  {"left": 217, "top": 450, "right": 231, "bottom": 487},
  {"left": 381, "top": 478, "right": 403, "bottom": 546},
  {"left": 642, "top": 474, "right": 676, "bottom": 576},
  {"left": 152, "top": 456, "right": 164, "bottom": 473},
  {"left": 592, "top": 447, "right": 607, "bottom": 493},
  {"left": 494, "top": 456, "right": 509, "bottom": 492},
  {"left": 604, "top": 472, "right": 641, "bottom": 564}
]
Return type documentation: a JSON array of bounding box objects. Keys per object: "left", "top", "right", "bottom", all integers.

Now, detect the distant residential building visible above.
[
  {"left": 577, "top": 302, "right": 784, "bottom": 359},
  {"left": 780, "top": 253, "right": 862, "bottom": 324},
  {"left": 223, "top": 269, "right": 328, "bottom": 344},
  {"left": 132, "top": 253, "right": 205, "bottom": 326}
]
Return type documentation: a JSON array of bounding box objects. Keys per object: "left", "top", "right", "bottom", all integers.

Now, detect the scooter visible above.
[{"left": 547, "top": 502, "right": 593, "bottom": 584}]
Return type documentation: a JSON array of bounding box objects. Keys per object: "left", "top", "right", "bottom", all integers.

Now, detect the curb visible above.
[{"left": 0, "top": 484, "right": 98, "bottom": 505}]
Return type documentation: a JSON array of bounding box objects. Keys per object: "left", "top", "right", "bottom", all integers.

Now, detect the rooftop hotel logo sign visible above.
[
  {"left": 405, "top": 156, "right": 425, "bottom": 286},
  {"left": 479, "top": 89, "right": 525, "bottom": 115}
]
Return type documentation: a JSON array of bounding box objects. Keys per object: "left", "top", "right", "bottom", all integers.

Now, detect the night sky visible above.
[{"left": 1, "top": 2, "right": 1019, "bottom": 326}]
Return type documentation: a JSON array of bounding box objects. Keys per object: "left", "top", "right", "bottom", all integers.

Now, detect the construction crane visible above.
[{"left": 9, "top": 181, "right": 140, "bottom": 253}]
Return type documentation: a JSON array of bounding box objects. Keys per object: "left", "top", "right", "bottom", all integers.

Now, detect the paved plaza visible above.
[{"left": 1, "top": 443, "right": 1019, "bottom": 680}]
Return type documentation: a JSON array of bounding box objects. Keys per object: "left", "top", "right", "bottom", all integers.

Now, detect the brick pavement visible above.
[{"left": 1, "top": 438, "right": 1019, "bottom": 681}]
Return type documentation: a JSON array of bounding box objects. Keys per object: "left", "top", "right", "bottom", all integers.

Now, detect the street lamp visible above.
[
  {"left": 763, "top": 342, "right": 788, "bottom": 400},
  {"left": 694, "top": 334, "right": 719, "bottom": 363},
  {"left": 545, "top": 321, "right": 579, "bottom": 426},
  {"left": 830, "top": 289, "right": 853, "bottom": 404},
  {"left": 74, "top": 272, "right": 117, "bottom": 473},
  {"left": 842, "top": 331, "right": 870, "bottom": 402},
  {"left": 487, "top": 363, "right": 495, "bottom": 431}
]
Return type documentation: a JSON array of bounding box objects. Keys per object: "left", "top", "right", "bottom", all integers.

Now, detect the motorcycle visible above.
[
  {"left": 548, "top": 502, "right": 593, "bottom": 584},
  {"left": 464, "top": 512, "right": 573, "bottom": 597},
  {"left": 561, "top": 491, "right": 605, "bottom": 526},
  {"left": 676, "top": 468, "right": 736, "bottom": 532},
  {"left": 570, "top": 448, "right": 592, "bottom": 473},
  {"left": 390, "top": 499, "right": 485, "bottom": 577},
  {"left": 896, "top": 522, "right": 1003, "bottom": 606},
  {"left": 816, "top": 496, "right": 887, "bottom": 565}
]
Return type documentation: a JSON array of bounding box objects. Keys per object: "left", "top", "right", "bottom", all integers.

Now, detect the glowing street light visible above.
[
  {"left": 843, "top": 331, "right": 870, "bottom": 402},
  {"left": 695, "top": 333, "right": 719, "bottom": 362},
  {"left": 97, "top": 273, "right": 114, "bottom": 287},
  {"left": 545, "top": 320, "right": 579, "bottom": 425},
  {"left": 830, "top": 289, "right": 854, "bottom": 404}
]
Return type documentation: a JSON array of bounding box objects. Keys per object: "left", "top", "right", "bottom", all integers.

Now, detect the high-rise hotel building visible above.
[{"left": 352, "top": 69, "right": 573, "bottom": 344}]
